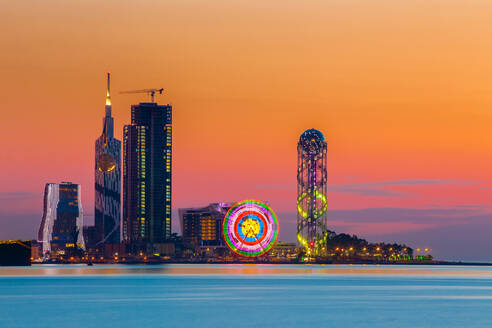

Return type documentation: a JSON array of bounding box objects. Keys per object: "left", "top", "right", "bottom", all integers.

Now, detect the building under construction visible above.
[{"left": 122, "top": 102, "right": 173, "bottom": 252}]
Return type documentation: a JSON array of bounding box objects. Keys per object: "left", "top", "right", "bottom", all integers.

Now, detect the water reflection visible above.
[{"left": 1, "top": 264, "right": 492, "bottom": 277}]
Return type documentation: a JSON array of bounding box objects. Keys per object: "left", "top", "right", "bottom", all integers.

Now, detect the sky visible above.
[{"left": 1, "top": 0, "right": 492, "bottom": 261}]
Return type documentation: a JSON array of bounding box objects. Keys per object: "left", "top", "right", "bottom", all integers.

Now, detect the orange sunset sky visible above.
[{"left": 1, "top": 0, "right": 492, "bottom": 260}]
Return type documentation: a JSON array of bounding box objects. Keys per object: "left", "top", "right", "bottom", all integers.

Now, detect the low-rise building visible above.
[
  {"left": 179, "top": 203, "right": 234, "bottom": 250},
  {"left": 269, "top": 242, "right": 298, "bottom": 259}
]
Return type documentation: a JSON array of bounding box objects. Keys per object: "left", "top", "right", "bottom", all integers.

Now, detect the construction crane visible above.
[{"left": 120, "top": 88, "right": 164, "bottom": 103}]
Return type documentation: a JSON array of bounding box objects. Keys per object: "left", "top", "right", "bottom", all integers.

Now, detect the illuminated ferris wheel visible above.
[{"left": 223, "top": 200, "right": 279, "bottom": 257}]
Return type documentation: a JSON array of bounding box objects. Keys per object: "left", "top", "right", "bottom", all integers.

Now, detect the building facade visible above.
[
  {"left": 178, "top": 203, "right": 233, "bottom": 248},
  {"left": 94, "top": 73, "right": 121, "bottom": 246},
  {"left": 123, "top": 102, "right": 172, "bottom": 250},
  {"left": 38, "top": 182, "right": 85, "bottom": 258},
  {"left": 269, "top": 242, "right": 298, "bottom": 260}
]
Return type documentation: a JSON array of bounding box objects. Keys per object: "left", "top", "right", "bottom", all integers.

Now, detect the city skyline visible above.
[{"left": 2, "top": 0, "right": 492, "bottom": 261}]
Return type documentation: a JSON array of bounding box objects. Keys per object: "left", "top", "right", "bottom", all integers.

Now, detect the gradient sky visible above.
[{"left": 1, "top": 0, "right": 492, "bottom": 261}]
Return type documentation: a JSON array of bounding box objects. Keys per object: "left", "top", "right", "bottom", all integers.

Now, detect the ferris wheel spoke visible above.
[{"left": 253, "top": 234, "right": 266, "bottom": 252}]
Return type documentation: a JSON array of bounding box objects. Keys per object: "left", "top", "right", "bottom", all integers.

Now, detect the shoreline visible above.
[{"left": 30, "top": 260, "right": 492, "bottom": 266}]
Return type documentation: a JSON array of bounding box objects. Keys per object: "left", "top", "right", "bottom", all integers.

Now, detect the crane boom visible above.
[{"left": 120, "top": 88, "right": 164, "bottom": 102}]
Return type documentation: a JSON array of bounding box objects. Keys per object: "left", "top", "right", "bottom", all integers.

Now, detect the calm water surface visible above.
[{"left": 1, "top": 264, "right": 492, "bottom": 327}]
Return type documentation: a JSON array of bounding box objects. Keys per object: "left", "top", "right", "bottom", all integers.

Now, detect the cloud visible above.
[
  {"left": 329, "top": 220, "right": 438, "bottom": 235},
  {"left": 276, "top": 205, "right": 492, "bottom": 260},
  {"left": 0, "top": 191, "right": 40, "bottom": 216},
  {"left": 326, "top": 207, "right": 491, "bottom": 225},
  {"left": 354, "top": 179, "right": 479, "bottom": 186},
  {"left": 454, "top": 204, "right": 492, "bottom": 209},
  {"left": 256, "top": 179, "right": 481, "bottom": 197},
  {"left": 276, "top": 205, "right": 492, "bottom": 237},
  {"left": 328, "top": 179, "right": 480, "bottom": 197},
  {"left": 0, "top": 191, "right": 38, "bottom": 201},
  {"left": 255, "top": 185, "right": 296, "bottom": 190},
  {"left": 329, "top": 185, "right": 409, "bottom": 197},
  {"left": 0, "top": 213, "right": 39, "bottom": 240}
]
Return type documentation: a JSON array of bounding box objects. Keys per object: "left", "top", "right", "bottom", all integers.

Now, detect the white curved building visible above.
[{"left": 38, "top": 182, "right": 85, "bottom": 257}]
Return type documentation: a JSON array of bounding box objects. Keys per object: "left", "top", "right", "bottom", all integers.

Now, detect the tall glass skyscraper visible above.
[
  {"left": 38, "top": 182, "right": 85, "bottom": 258},
  {"left": 94, "top": 73, "right": 121, "bottom": 245},
  {"left": 123, "top": 102, "right": 172, "bottom": 249}
]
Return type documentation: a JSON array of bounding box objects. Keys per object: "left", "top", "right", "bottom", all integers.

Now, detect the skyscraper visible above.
[
  {"left": 38, "top": 182, "right": 85, "bottom": 258},
  {"left": 94, "top": 73, "right": 121, "bottom": 245},
  {"left": 297, "top": 129, "right": 328, "bottom": 256},
  {"left": 123, "top": 102, "right": 172, "bottom": 250}
]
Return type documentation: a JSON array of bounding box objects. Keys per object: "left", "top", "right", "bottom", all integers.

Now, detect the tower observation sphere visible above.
[
  {"left": 297, "top": 129, "right": 328, "bottom": 257},
  {"left": 299, "top": 129, "right": 325, "bottom": 155}
]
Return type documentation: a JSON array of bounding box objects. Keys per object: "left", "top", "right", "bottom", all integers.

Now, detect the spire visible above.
[
  {"left": 105, "top": 72, "right": 111, "bottom": 106},
  {"left": 102, "top": 72, "right": 114, "bottom": 140}
]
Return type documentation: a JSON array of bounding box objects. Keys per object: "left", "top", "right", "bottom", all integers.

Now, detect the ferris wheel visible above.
[{"left": 223, "top": 199, "right": 279, "bottom": 257}]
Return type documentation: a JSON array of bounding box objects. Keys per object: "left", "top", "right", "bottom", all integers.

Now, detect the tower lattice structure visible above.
[{"left": 296, "top": 129, "right": 328, "bottom": 256}]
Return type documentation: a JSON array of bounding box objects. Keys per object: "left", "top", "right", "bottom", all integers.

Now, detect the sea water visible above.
[{"left": 0, "top": 264, "right": 491, "bottom": 327}]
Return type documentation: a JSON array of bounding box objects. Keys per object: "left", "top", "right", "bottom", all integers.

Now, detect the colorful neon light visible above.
[
  {"left": 223, "top": 199, "right": 279, "bottom": 257},
  {"left": 296, "top": 190, "right": 327, "bottom": 220},
  {"left": 297, "top": 190, "right": 328, "bottom": 254},
  {"left": 297, "top": 128, "right": 328, "bottom": 256}
]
